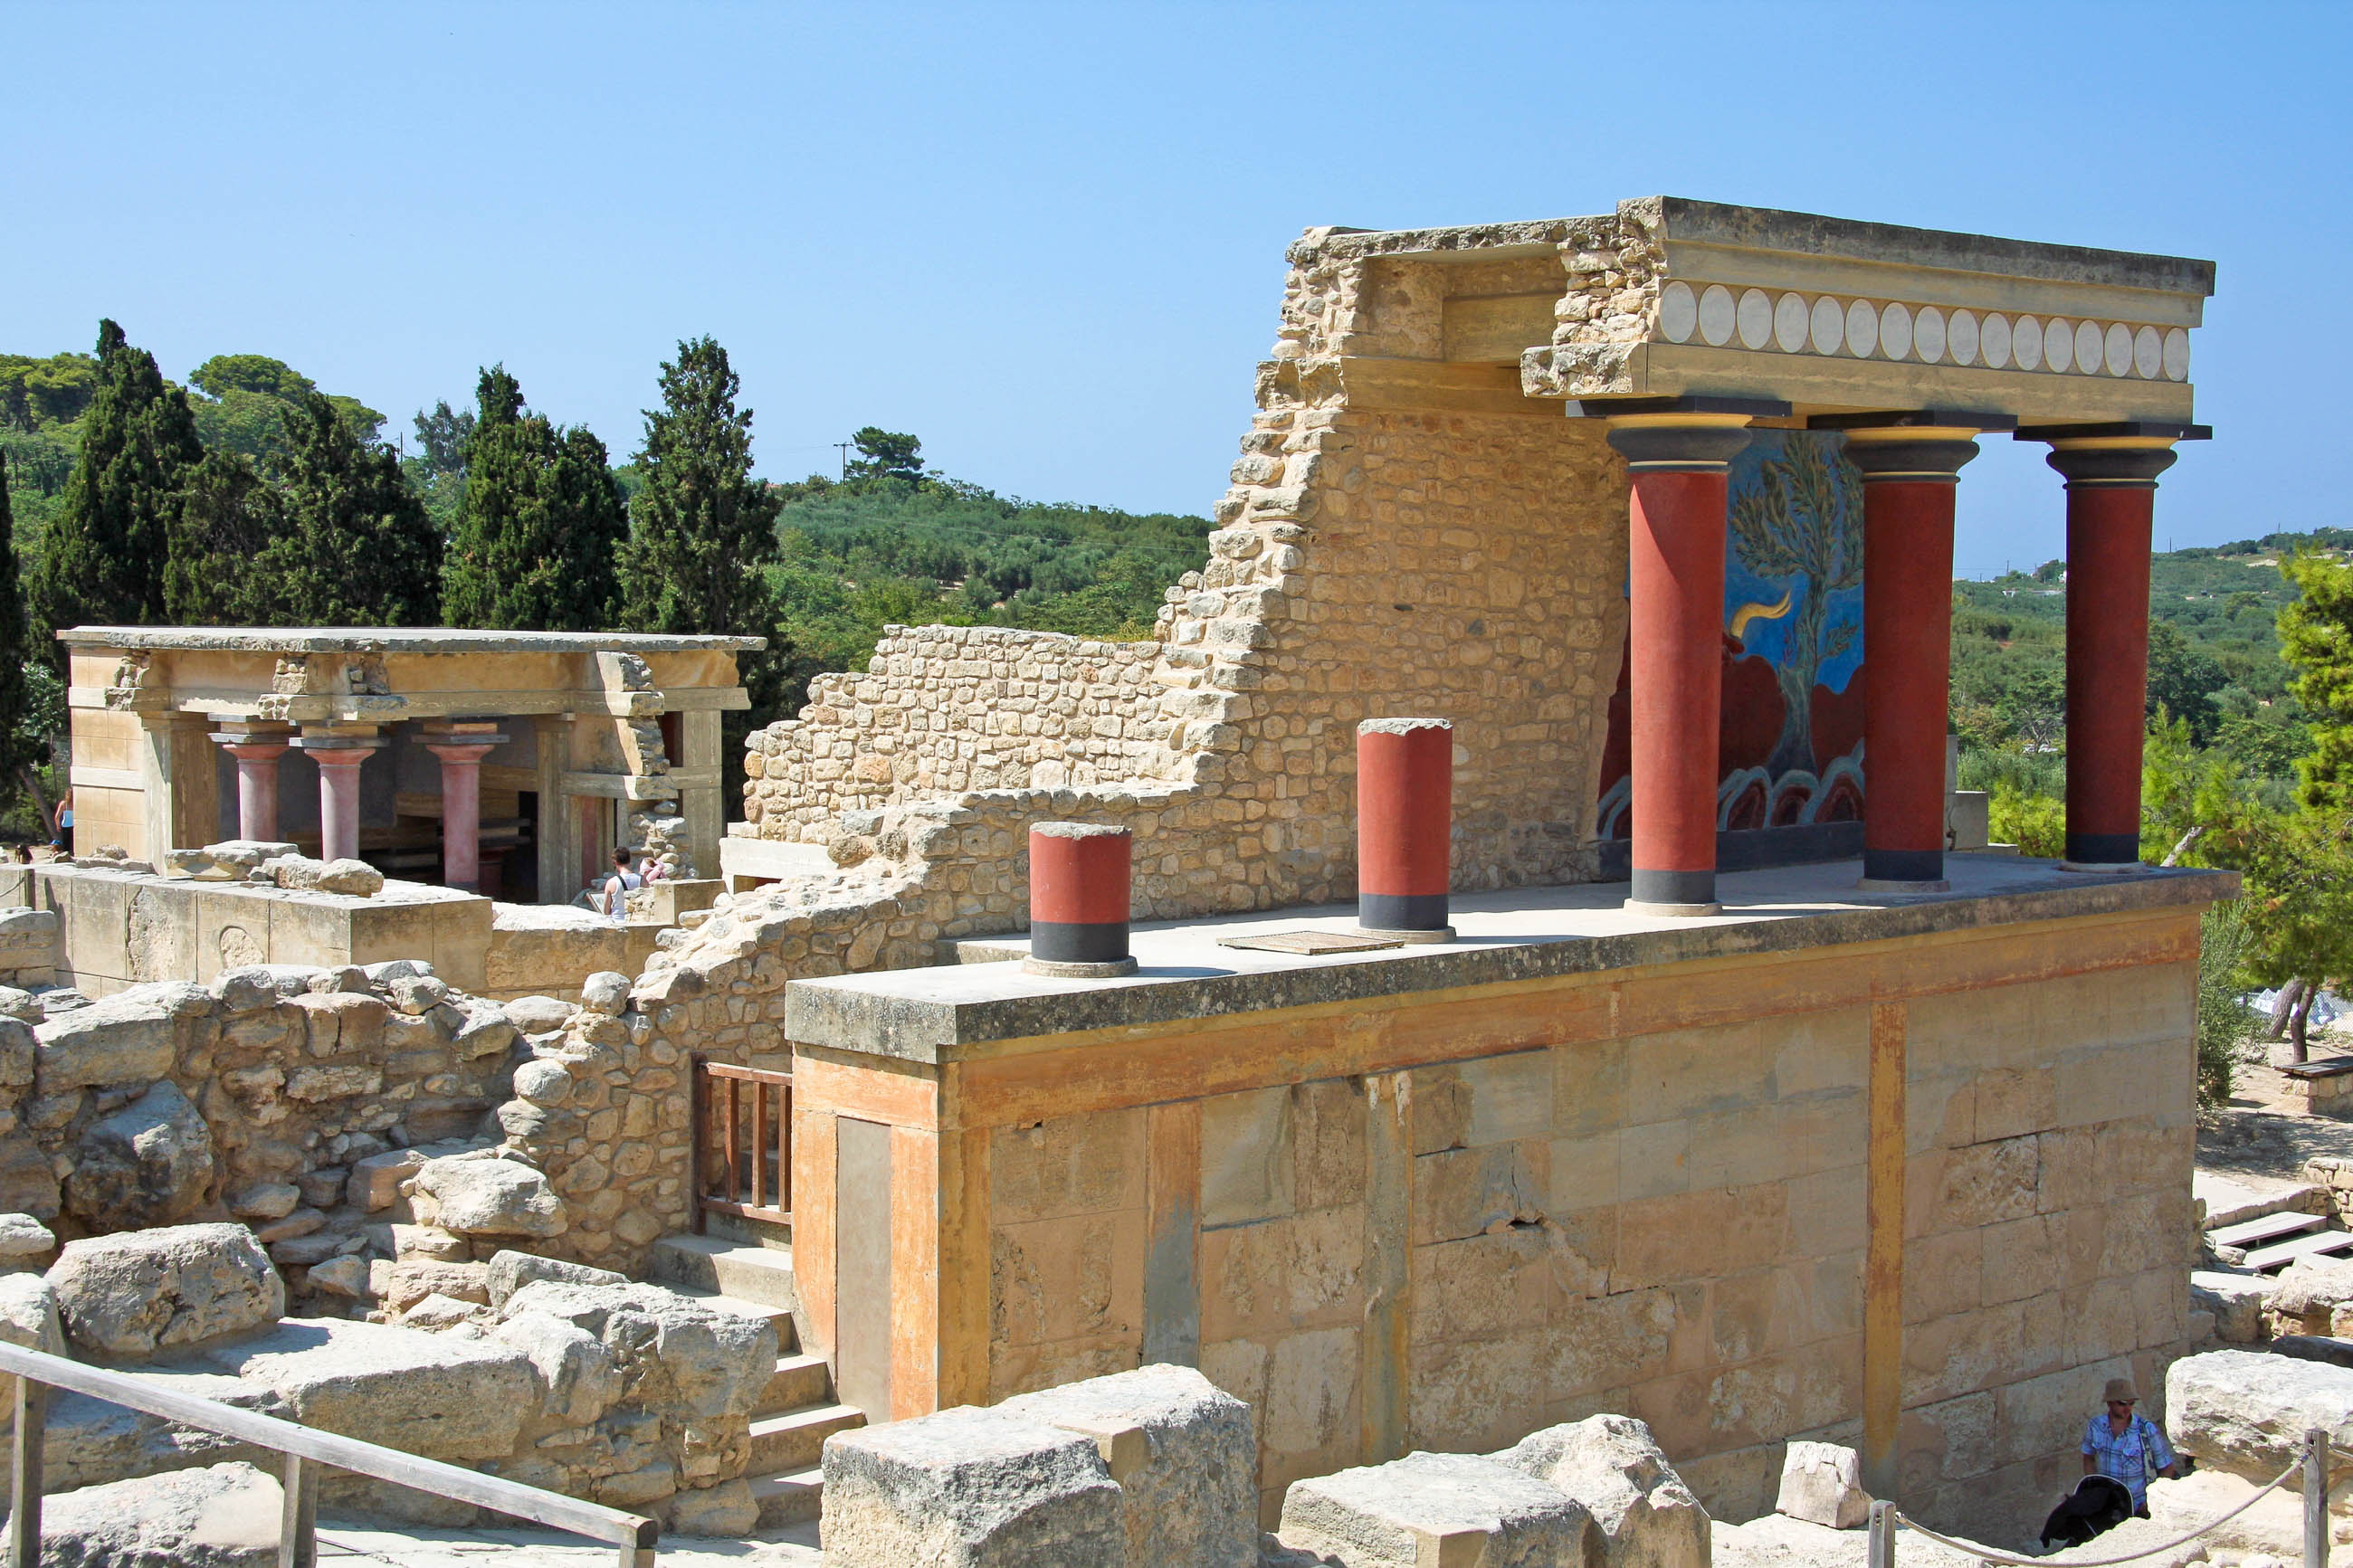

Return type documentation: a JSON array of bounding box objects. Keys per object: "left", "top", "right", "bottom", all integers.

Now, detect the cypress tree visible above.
[
  {"left": 0, "top": 450, "right": 33, "bottom": 777},
  {"left": 26, "top": 320, "right": 203, "bottom": 645},
  {"left": 617, "top": 336, "right": 788, "bottom": 792},
  {"left": 163, "top": 450, "right": 289, "bottom": 624},
  {"left": 271, "top": 393, "right": 443, "bottom": 626},
  {"left": 441, "top": 366, "right": 625, "bottom": 630}
]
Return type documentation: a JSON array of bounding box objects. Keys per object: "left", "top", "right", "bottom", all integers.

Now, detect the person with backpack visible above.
[{"left": 2082, "top": 1378, "right": 2177, "bottom": 1516}]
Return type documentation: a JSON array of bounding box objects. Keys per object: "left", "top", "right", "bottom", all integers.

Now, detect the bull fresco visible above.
[{"left": 1596, "top": 429, "right": 1868, "bottom": 839}]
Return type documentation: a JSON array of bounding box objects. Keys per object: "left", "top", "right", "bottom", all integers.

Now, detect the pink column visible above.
[
  {"left": 307, "top": 746, "right": 377, "bottom": 864},
  {"left": 426, "top": 741, "right": 500, "bottom": 889},
  {"left": 214, "top": 738, "right": 291, "bottom": 841}
]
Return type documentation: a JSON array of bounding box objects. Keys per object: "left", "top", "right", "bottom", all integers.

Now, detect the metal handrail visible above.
[{"left": 0, "top": 1339, "right": 658, "bottom": 1568}]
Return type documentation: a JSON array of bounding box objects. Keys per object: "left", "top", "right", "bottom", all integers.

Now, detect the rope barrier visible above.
[{"left": 1885, "top": 1458, "right": 2304, "bottom": 1568}]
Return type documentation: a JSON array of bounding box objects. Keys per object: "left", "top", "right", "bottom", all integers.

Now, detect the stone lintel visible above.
[
  {"left": 54, "top": 627, "right": 767, "bottom": 653},
  {"left": 783, "top": 858, "right": 2237, "bottom": 1064}
]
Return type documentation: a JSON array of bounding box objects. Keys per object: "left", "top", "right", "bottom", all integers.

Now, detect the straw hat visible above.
[{"left": 2103, "top": 1378, "right": 2139, "bottom": 1404}]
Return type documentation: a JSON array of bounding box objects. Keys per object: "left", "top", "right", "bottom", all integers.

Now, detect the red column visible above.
[
  {"left": 1025, "top": 822, "right": 1136, "bottom": 977},
  {"left": 2044, "top": 438, "right": 2182, "bottom": 867},
  {"left": 1605, "top": 416, "right": 1758, "bottom": 913},
  {"left": 426, "top": 739, "right": 502, "bottom": 890},
  {"left": 1356, "top": 717, "right": 1453, "bottom": 941},
  {"left": 214, "top": 732, "right": 291, "bottom": 842},
  {"left": 1843, "top": 427, "right": 1984, "bottom": 888}
]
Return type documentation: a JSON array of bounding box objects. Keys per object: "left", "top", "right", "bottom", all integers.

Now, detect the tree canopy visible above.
[
  {"left": 845, "top": 426, "right": 925, "bottom": 482},
  {"left": 441, "top": 366, "right": 625, "bottom": 631},
  {"left": 186, "top": 353, "right": 386, "bottom": 464}
]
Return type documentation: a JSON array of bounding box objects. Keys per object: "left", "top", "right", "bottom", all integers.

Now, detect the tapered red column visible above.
[
  {"left": 211, "top": 724, "right": 293, "bottom": 843},
  {"left": 1833, "top": 419, "right": 1998, "bottom": 888},
  {"left": 424, "top": 724, "right": 507, "bottom": 891},
  {"left": 2019, "top": 424, "right": 2201, "bottom": 869},
  {"left": 1356, "top": 717, "right": 1454, "bottom": 942},
  {"left": 1024, "top": 822, "right": 1137, "bottom": 978},
  {"left": 292, "top": 730, "right": 385, "bottom": 865},
  {"left": 1606, "top": 413, "right": 1758, "bottom": 914}
]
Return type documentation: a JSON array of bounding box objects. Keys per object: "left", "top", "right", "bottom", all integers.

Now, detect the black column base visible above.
[
  {"left": 1630, "top": 867, "right": 1717, "bottom": 907},
  {"left": 2063, "top": 832, "right": 2142, "bottom": 869},
  {"left": 1030, "top": 918, "right": 1131, "bottom": 965},
  {"left": 1862, "top": 847, "right": 1944, "bottom": 884},
  {"left": 1358, "top": 892, "right": 1449, "bottom": 932}
]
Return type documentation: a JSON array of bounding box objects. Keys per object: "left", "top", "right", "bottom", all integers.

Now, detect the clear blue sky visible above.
[{"left": 8, "top": 3, "right": 2344, "bottom": 575}]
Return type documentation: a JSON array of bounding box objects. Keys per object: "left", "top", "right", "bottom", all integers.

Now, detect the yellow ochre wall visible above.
[{"left": 791, "top": 906, "right": 2197, "bottom": 1538}]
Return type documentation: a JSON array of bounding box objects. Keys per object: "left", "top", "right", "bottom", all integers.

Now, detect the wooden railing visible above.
[
  {"left": 692, "top": 1058, "right": 793, "bottom": 1230},
  {"left": 0, "top": 1338, "right": 658, "bottom": 1568}
]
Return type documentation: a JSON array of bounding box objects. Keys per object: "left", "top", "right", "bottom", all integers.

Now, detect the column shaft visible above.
[
  {"left": 1607, "top": 417, "right": 1755, "bottom": 912},
  {"left": 2050, "top": 442, "right": 2179, "bottom": 867},
  {"left": 428, "top": 744, "right": 499, "bottom": 890},
  {"left": 217, "top": 742, "right": 291, "bottom": 842},
  {"left": 313, "top": 751, "right": 370, "bottom": 864},
  {"left": 1844, "top": 431, "right": 1980, "bottom": 887}
]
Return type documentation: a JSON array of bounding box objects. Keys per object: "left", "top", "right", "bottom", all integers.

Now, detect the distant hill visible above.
[{"left": 761, "top": 472, "right": 1213, "bottom": 710}]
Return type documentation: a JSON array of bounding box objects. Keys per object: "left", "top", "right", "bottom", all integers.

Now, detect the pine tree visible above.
[
  {"left": 271, "top": 393, "right": 443, "bottom": 626},
  {"left": 164, "top": 450, "right": 290, "bottom": 624},
  {"left": 441, "top": 366, "right": 625, "bottom": 630},
  {"left": 25, "top": 320, "right": 203, "bottom": 646},
  {"left": 617, "top": 337, "right": 788, "bottom": 794}
]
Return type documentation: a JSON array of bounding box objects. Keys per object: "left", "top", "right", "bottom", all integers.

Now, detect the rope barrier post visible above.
[
  {"left": 2308, "top": 1427, "right": 2329, "bottom": 1568},
  {"left": 1869, "top": 1498, "right": 1895, "bottom": 1568}
]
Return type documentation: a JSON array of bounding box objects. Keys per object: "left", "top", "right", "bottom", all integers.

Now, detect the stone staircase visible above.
[{"left": 650, "top": 1232, "right": 864, "bottom": 1527}]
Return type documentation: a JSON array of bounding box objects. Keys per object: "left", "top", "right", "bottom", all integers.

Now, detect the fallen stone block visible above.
[
  {"left": 0, "top": 1211, "right": 56, "bottom": 1269},
  {"left": 2267, "top": 1335, "right": 2353, "bottom": 1369},
  {"left": 0, "top": 1270, "right": 63, "bottom": 1431},
  {"left": 664, "top": 1478, "right": 758, "bottom": 1536},
  {"left": 64, "top": 1079, "right": 217, "bottom": 1230},
  {"left": 33, "top": 985, "right": 200, "bottom": 1092},
  {"left": 257, "top": 854, "right": 384, "bottom": 898},
  {"left": 305, "top": 1254, "right": 371, "bottom": 1298},
  {"left": 207, "top": 1317, "right": 534, "bottom": 1461},
  {"left": 349, "top": 1146, "right": 426, "bottom": 1213},
  {"left": 580, "top": 970, "right": 631, "bottom": 1014},
  {"left": 824, "top": 1404, "right": 1127, "bottom": 1566},
  {"left": 2194, "top": 1270, "right": 2270, "bottom": 1345},
  {"left": 49, "top": 1223, "right": 284, "bottom": 1359},
  {"left": 495, "top": 1308, "right": 623, "bottom": 1426},
  {"left": 38, "top": 1459, "right": 281, "bottom": 1566},
  {"left": 414, "top": 1154, "right": 567, "bottom": 1238},
  {"left": 1495, "top": 1413, "right": 1709, "bottom": 1568},
  {"left": 2168, "top": 1347, "right": 2353, "bottom": 1483},
  {"left": 1776, "top": 1440, "right": 1869, "bottom": 1529},
  {"left": 0, "top": 1135, "right": 58, "bottom": 1221},
  {"left": 501, "top": 994, "right": 576, "bottom": 1035},
  {"left": 500, "top": 1278, "right": 774, "bottom": 1421},
  {"left": 2266, "top": 1259, "right": 2353, "bottom": 1332},
  {"left": 1000, "top": 1363, "right": 1258, "bottom": 1568},
  {"left": 1279, "top": 1449, "right": 1596, "bottom": 1568},
  {"left": 482, "top": 1247, "right": 624, "bottom": 1307}
]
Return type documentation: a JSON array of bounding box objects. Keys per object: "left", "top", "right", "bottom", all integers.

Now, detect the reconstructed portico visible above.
[{"left": 59, "top": 628, "right": 759, "bottom": 902}]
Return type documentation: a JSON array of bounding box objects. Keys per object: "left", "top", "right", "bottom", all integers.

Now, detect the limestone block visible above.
[
  {"left": 0, "top": 987, "right": 41, "bottom": 1025},
  {"left": 262, "top": 854, "right": 384, "bottom": 898},
  {"left": 581, "top": 971, "right": 631, "bottom": 1014},
  {"left": 663, "top": 1478, "right": 759, "bottom": 1537},
  {"left": 0, "top": 1136, "right": 58, "bottom": 1221},
  {"left": 387, "top": 973, "right": 451, "bottom": 1015},
  {"left": 373, "top": 1259, "right": 491, "bottom": 1314},
  {"left": 823, "top": 1404, "right": 1127, "bottom": 1567},
  {"left": 64, "top": 1079, "right": 217, "bottom": 1230},
  {"left": 500, "top": 1279, "right": 775, "bottom": 1421},
  {"left": 0, "top": 1212, "right": 55, "bottom": 1269},
  {"left": 2267, "top": 1259, "right": 2353, "bottom": 1330},
  {"left": 350, "top": 1146, "right": 425, "bottom": 1212},
  {"left": 511, "top": 1060, "right": 573, "bottom": 1107},
  {"left": 49, "top": 1223, "right": 284, "bottom": 1359},
  {"left": 0, "top": 1270, "right": 65, "bottom": 1430},
  {"left": 1775, "top": 1440, "right": 1870, "bottom": 1529},
  {"left": 502, "top": 994, "right": 576, "bottom": 1034},
  {"left": 33, "top": 986, "right": 194, "bottom": 1092},
  {"left": 414, "top": 1154, "right": 567, "bottom": 1238},
  {"left": 999, "top": 1364, "right": 1258, "bottom": 1568},
  {"left": 482, "top": 1248, "right": 624, "bottom": 1307},
  {"left": 1278, "top": 1449, "right": 1596, "bottom": 1568},
  {"left": 211, "top": 966, "right": 279, "bottom": 1013},
  {"left": 448, "top": 1003, "right": 516, "bottom": 1060},
  {"left": 228, "top": 1182, "right": 302, "bottom": 1222},
  {"left": 37, "top": 1459, "right": 281, "bottom": 1566},
  {"left": 2167, "top": 1347, "right": 2353, "bottom": 1483},
  {"left": 1495, "top": 1414, "right": 1710, "bottom": 1568},
  {"left": 495, "top": 1308, "right": 623, "bottom": 1425},
  {"left": 211, "top": 1317, "right": 534, "bottom": 1460},
  {"left": 2193, "top": 1271, "right": 2271, "bottom": 1345},
  {"left": 306, "top": 1255, "right": 370, "bottom": 1298},
  {"left": 0, "top": 908, "right": 59, "bottom": 973}
]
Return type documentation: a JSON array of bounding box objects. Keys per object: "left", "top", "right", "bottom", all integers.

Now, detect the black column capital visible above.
[
  {"left": 1841, "top": 434, "right": 1982, "bottom": 483},
  {"left": 1605, "top": 419, "right": 1757, "bottom": 472},
  {"left": 2042, "top": 443, "right": 2179, "bottom": 489}
]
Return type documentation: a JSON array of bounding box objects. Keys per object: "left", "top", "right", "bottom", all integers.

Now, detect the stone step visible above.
[
  {"left": 2210, "top": 1210, "right": 2327, "bottom": 1249},
  {"left": 748, "top": 1402, "right": 865, "bottom": 1475},
  {"left": 649, "top": 1233, "right": 801, "bottom": 1312},
  {"left": 2197, "top": 1172, "right": 2328, "bottom": 1231},
  {"left": 2245, "top": 1228, "right": 2353, "bottom": 1272},
  {"left": 749, "top": 1467, "right": 828, "bottom": 1529},
  {"left": 671, "top": 1288, "right": 798, "bottom": 1353},
  {"left": 759, "top": 1352, "right": 834, "bottom": 1418}
]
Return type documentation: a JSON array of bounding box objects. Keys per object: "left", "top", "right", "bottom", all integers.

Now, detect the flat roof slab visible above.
[{"left": 785, "top": 854, "right": 2236, "bottom": 1063}]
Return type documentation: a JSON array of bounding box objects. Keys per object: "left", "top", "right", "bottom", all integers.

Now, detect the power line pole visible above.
[{"left": 834, "top": 442, "right": 852, "bottom": 481}]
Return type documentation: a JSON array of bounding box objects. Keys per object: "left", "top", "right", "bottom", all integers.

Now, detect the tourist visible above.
[
  {"left": 2081, "top": 1378, "right": 2177, "bottom": 1516},
  {"left": 50, "top": 793, "right": 71, "bottom": 853},
  {"left": 598, "top": 847, "right": 643, "bottom": 917}
]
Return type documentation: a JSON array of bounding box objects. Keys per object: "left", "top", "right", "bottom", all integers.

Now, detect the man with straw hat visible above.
[{"left": 2082, "top": 1376, "right": 2178, "bottom": 1516}]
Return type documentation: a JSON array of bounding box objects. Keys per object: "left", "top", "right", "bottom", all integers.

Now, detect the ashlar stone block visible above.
[
  {"left": 1277, "top": 1449, "right": 1596, "bottom": 1568},
  {"left": 1495, "top": 1413, "right": 1709, "bottom": 1568},
  {"left": 1000, "top": 1364, "right": 1258, "bottom": 1568},
  {"left": 822, "top": 1403, "right": 1126, "bottom": 1567}
]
